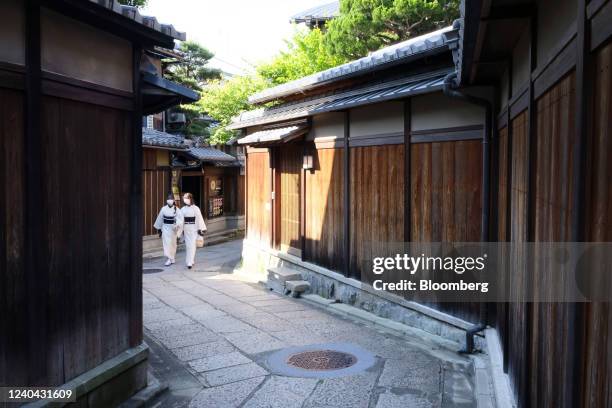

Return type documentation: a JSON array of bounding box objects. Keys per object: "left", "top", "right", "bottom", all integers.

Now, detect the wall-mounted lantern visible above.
[{"left": 303, "top": 154, "right": 314, "bottom": 170}]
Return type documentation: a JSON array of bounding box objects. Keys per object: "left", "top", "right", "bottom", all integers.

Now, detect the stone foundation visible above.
[{"left": 241, "top": 239, "right": 486, "bottom": 348}]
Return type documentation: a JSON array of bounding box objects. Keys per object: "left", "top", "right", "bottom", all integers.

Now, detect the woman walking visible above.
[
  {"left": 180, "top": 192, "right": 206, "bottom": 269},
  {"left": 154, "top": 193, "right": 184, "bottom": 266}
]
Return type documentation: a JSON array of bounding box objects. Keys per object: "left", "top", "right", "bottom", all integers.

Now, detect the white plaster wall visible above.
[
  {"left": 308, "top": 112, "right": 345, "bottom": 141},
  {"left": 0, "top": 0, "right": 25, "bottom": 65},
  {"left": 411, "top": 92, "right": 485, "bottom": 131},
  {"left": 349, "top": 102, "right": 403, "bottom": 137},
  {"left": 537, "top": 0, "right": 576, "bottom": 68},
  {"left": 41, "top": 9, "right": 133, "bottom": 91}
]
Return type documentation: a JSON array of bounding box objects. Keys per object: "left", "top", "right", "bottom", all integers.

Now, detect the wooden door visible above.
[{"left": 275, "top": 144, "right": 302, "bottom": 256}]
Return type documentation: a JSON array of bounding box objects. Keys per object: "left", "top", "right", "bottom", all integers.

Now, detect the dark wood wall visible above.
[
  {"left": 411, "top": 139, "right": 483, "bottom": 322},
  {"left": 582, "top": 40, "right": 612, "bottom": 408},
  {"left": 142, "top": 149, "right": 169, "bottom": 236},
  {"left": 304, "top": 147, "right": 345, "bottom": 272},
  {"left": 41, "top": 94, "right": 134, "bottom": 383},
  {"left": 246, "top": 151, "right": 271, "bottom": 245},
  {"left": 0, "top": 87, "right": 26, "bottom": 387},
  {"left": 349, "top": 144, "right": 404, "bottom": 281},
  {"left": 411, "top": 140, "right": 482, "bottom": 242},
  {"left": 0, "top": 77, "right": 139, "bottom": 387}
]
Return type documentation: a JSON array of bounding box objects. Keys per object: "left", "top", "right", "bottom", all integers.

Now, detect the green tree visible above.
[
  {"left": 118, "top": 0, "right": 148, "bottom": 8},
  {"left": 257, "top": 28, "right": 347, "bottom": 86},
  {"left": 198, "top": 75, "right": 267, "bottom": 144},
  {"left": 165, "top": 41, "right": 222, "bottom": 92},
  {"left": 325, "top": 0, "right": 459, "bottom": 60},
  {"left": 163, "top": 41, "right": 222, "bottom": 137}
]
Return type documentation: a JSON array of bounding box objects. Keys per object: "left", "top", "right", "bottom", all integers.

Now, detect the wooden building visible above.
[
  {"left": 232, "top": 26, "right": 489, "bottom": 323},
  {"left": 142, "top": 127, "right": 188, "bottom": 237},
  {"left": 458, "top": 0, "right": 612, "bottom": 406},
  {"left": 233, "top": 0, "right": 612, "bottom": 404},
  {"left": 179, "top": 146, "right": 245, "bottom": 237},
  {"left": 0, "top": 0, "right": 192, "bottom": 405}
]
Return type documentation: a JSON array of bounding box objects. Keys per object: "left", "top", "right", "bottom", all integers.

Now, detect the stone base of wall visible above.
[
  {"left": 30, "top": 343, "right": 149, "bottom": 408},
  {"left": 241, "top": 239, "right": 486, "bottom": 349}
]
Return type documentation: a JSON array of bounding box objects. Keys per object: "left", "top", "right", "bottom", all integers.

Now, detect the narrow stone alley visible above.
[{"left": 142, "top": 240, "right": 482, "bottom": 408}]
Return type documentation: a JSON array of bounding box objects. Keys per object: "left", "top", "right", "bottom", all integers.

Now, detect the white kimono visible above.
[
  {"left": 180, "top": 205, "right": 207, "bottom": 266},
  {"left": 154, "top": 204, "right": 184, "bottom": 261}
]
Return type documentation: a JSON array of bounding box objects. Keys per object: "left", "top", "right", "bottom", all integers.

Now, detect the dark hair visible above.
[{"left": 183, "top": 192, "right": 194, "bottom": 201}]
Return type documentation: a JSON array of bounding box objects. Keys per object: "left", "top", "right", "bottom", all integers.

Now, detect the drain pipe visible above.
[{"left": 443, "top": 72, "right": 491, "bottom": 354}]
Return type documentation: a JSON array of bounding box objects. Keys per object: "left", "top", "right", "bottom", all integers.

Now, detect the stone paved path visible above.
[{"left": 143, "top": 240, "right": 478, "bottom": 408}]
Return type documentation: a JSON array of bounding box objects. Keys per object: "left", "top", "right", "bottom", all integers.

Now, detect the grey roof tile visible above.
[
  {"left": 142, "top": 127, "right": 187, "bottom": 149},
  {"left": 249, "top": 26, "right": 458, "bottom": 105},
  {"left": 188, "top": 147, "right": 237, "bottom": 162}
]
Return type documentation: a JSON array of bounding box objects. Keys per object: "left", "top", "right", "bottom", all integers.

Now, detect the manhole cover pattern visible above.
[
  {"left": 286, "top": 350, "right": 358, "bottom": 371},
  {"left": 143, "top": 268, "right": 163, "bottom": 274}
]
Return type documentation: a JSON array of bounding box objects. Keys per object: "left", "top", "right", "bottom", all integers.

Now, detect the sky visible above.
[{"left": 142, "top": 0, "right": 334, "bottom": 76}]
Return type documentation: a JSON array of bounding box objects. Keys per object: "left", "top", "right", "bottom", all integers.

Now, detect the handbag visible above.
[{"left": 196, "top": 235, "right": 204, "bottom": 248}]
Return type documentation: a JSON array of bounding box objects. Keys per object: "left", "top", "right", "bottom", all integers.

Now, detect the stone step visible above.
[
  {"left": 285, "top": 280, "right": 310, "bottom": 298},
  {"left": 267, "top": 267, "right": 303, "bottom": 283},
  {"left": 266, "top": 267, "right": 303, "bottom": 294}
]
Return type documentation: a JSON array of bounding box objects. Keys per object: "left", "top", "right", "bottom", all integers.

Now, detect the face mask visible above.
[
  {"left": 183, "top": 198, "right": 191, "bottom": 205},
  {"left": 167, "top": 199, "right": 174, "bottom": 206}
]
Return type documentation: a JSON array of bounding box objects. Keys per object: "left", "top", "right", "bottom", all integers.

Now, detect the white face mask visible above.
[
  {"left": 167, "top": 199, "right": 174, "bottom": 206},
  {"left": 183, "top": 198, "right": 191, "bottom": 205}
]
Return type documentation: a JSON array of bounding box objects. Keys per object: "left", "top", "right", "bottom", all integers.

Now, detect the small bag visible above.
[{"left": 196, "top": 236, "right": 204, "bottom": 248}]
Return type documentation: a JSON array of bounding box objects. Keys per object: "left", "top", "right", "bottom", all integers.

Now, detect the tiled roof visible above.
[
  {"left": 230, "top": 69, "right": 451, "bottom": 129},
  {"left": 142, "top": 128, "right": 187, "bottom": 149},
  {"left": 188, "top": 147, "right": 237, "bottom": 162},
  {"left": 249, "top": 26, "right": 458, "bottom": 104},
  {"left": 90, "top": 0, "right": 186, "bottom": 41},
  {"left": 291, "top": 1, "right": 339, "bottom": 23}
]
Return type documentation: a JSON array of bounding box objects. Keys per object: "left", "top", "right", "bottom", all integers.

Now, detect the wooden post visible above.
[
  {"left": 343, "top": 111, "right": 351, "bottom": 278},
  {"left": 24, "top": 0, "right": 46, "bottom": 384},
  {"left": 567, "top": 0, "right": 590, "bottom": 405},
  {"left": 524, "top": 11, "right": 538, "bottom": 408},
  {"left": 403, "top": 99, "right": 411, "bottom": 243},
  {"left": 129, "top": 45, "right": 143, "bottom": 347},
  {"left": 300, "top": 143, "right": 306, "bottom": 260}
]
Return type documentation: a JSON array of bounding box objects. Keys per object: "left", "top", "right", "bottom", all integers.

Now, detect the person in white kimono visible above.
[
  {"left": 180, "top": 192, "right": 206, "bottom": 269},
  {"left": 154, "top": 193, "right": 184, "bottom": 266}
]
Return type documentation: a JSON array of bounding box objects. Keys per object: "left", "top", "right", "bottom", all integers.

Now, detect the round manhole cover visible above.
[
  {"left": 286, "top": 350, "right": 357, "bottom": 371},
  {"left": 143, "top": 268, "right": 163, "bottom": 274},
  {"left": 267, "top": 343, "right": 376, "bottom": 379}
]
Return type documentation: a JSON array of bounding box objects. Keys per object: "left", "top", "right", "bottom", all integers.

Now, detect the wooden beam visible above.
[
  {"left": 129, "top": 45, "right": 143, "bottom": 347},
  {"left": 343, "top": 111, "right": 351, "bottom": 278}
]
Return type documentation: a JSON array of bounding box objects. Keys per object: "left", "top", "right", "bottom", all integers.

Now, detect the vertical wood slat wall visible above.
[
  {"left": 276, "top": 144, "right": 302, "bottom": 254},
  {"left": 0, "top": 88, "right": 26, "bottom": 386},
  {"left": 246, "top": 151, "right": 271, "bottom": 246},
  {"left": 349, "top": 145, "right": 404, "bottom": 283},
  {"left": 304, "top": 147, "right": 345, "bottom": 273},
  {"left": 1, "top": 3, "right": 142, "bottom": 387},
  {"left": 142, "top": 149, "right": 168, "bottom": 236},
  {"left": 582, "top": 40, "right": 612, "bottom": 408}
]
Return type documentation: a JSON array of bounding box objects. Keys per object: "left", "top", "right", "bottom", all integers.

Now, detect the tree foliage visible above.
[
  {"left": 163, "top": 42, "right": 221, "bottom": 137},
  {"left": 257, "top": 28, "right": 347, "bottom": 86},
  {"left": 164, "top": 41, "right": 222, "bottom": 92},
  {"left": 325, "top": 0, "right": 460, "bottom": 59},
  {"left": 198, "top": 75, "right": 267, "bottom": 144},
  {"left": 117, "top": 0, "right": 148, "bottom": 8}
]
